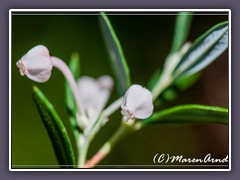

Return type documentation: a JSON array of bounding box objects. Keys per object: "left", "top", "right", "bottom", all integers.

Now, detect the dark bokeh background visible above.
[{"left": 11, "top": 13, "right": 228, "bottom": 168}]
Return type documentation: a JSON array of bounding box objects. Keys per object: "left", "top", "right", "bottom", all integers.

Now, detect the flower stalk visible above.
[{"left": 77, "top": 135, "right": 90, "bottom": 167}]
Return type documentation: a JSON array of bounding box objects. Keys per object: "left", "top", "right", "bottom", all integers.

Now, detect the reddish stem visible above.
[{"left": 84, "top": 150, "right": 107, "bottom": 168}]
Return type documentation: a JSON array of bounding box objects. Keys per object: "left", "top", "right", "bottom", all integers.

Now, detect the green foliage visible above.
[
  {"left": 150, "top": 21, "right": 228, "bottom": 102},
  {"left": 170, "top": 12, "right": 193, "bottom": 54},
  {"left": 33, "top": 86, "right": 76, "bottom": 168},
  {"left": 174, "top": 72, "right": 200, "bottom": 91},
  {"left": 142, "top": 104, "right": 228, "bottom": 125},
  {"left": 99, "top": 12, "right": 131, "bottom": 96},
  {"left": 173, "top": 21, "right": 228, "bottom": 79},
  {"left": 150, "top": 73, "right": 200, "bottom": 104},
  {"left": 154, "top": 72, "right": 200, "bottom": 103}
]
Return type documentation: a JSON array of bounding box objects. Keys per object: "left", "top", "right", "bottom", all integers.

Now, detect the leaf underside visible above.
[{"left": 173, "top": 21, "right": 228, "bottom": 79}]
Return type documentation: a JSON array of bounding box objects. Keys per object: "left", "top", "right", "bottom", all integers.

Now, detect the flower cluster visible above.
[{"left": 16, "top": 45, "right": 154, "bottom": 127}]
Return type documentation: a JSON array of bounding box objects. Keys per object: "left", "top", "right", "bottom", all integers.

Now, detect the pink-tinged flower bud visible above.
[
  {"left": 121, "top": 84, "right": 154, "bottom": 121},
  {"left": 16, "top": 45, "right": 53, "bottom": 83}
]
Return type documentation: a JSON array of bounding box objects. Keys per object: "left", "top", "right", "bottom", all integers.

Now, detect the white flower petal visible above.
[
  {"left": 121, "top": 84, "right": 154, "bottom": 120},
  {"left": 17, "top": 45, "right": 53, "bottom": 83},
  {"left": 122, "top": 85, "right": 141, "bottom": 111},
  {"left": 134, "top": 102, "right": 153, "bottom": 119},
  {"left": 77, "top": 75, "right": 114, "bottom": 120},
  {"left": 98, "top": 75, "right": 113, "bottom": 89},
  {"left": 121, "top": 88, "right": 129, "bottom": 108},
  {"left": 121, "top": 108, "right": 134, "bottom": 122},
  {"left": 77, "top": 76, "right": 100, "bottom": 110},
  {"left": 125, "top": 85, "right": 152, "bottom": 112},
  {"left": 96, "top": 75, "right": 113, "bottom": 113}
]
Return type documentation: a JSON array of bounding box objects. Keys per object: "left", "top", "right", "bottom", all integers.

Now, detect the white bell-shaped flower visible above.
[
  {"left": 121, "top": 84, "right": 153, "bottom": 121},
  {"left": 16, "top": 45, "right": 53, "bottom": 83},
  {"left": 77, "top": 75, "right": 113, "bottom": 120}
]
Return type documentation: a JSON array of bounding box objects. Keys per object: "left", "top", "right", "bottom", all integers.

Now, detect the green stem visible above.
[
  {"left": 78, "top": 136, "right": 90, "bottom": 167},
  {"left": 85, "top": 121, "right": 136, "bottom": 168},
  {"left": 151, "top": 77, "right": 172, "bottom": 101}
]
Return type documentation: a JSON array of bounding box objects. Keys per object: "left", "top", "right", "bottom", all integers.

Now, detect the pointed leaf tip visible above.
[{"left": 99, "top": 12, "right": 131, "bottom": 95}]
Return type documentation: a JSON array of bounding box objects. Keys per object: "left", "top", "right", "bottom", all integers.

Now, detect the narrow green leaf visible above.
[
  {"left": 142, "top": 104, "right": 228, "bottom": 125},
  {"left": 173, "top": 21, "right": 228, "bottom": 79},
  {"left": 33, "top": 86, "right": 76, "bottom": 168},
  {"left": 65, "top": 53, "right": 81, "bottom": 136},
  {"left": 99, "top": 12, "right": 131, "bottom": 95},
  {"left": 170, "top": 12, "right": 193, "bottom": 53}
]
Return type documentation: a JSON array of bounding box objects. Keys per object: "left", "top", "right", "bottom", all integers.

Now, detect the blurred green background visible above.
[{"left": 12, "top": 13, "right": 228, "bottom": 168}]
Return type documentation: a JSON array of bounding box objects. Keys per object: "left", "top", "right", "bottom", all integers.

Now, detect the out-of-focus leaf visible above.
[
  {"left": 142, "top": 104, "right": 228, "bottom": 125},
  {"left": 155, "top": 72, "right": 200, "bottom": 104},
  {"left": 174, "top": 72, "right": 200, "bottom": 91},
  {"left": 173, "top": 21, "right": 228, "bottom": 79},
  {"left": 65, "top": 53, "right": 81, "bottom": 135},
  {"left": 33, "top": 86, "right": 76, "bottom": 168},
  {"left": 170, "top": 12, "right": 193, "bottom": 54},
  {"left": 99, "top": 12, "right": 131, "bottom": 95}
]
